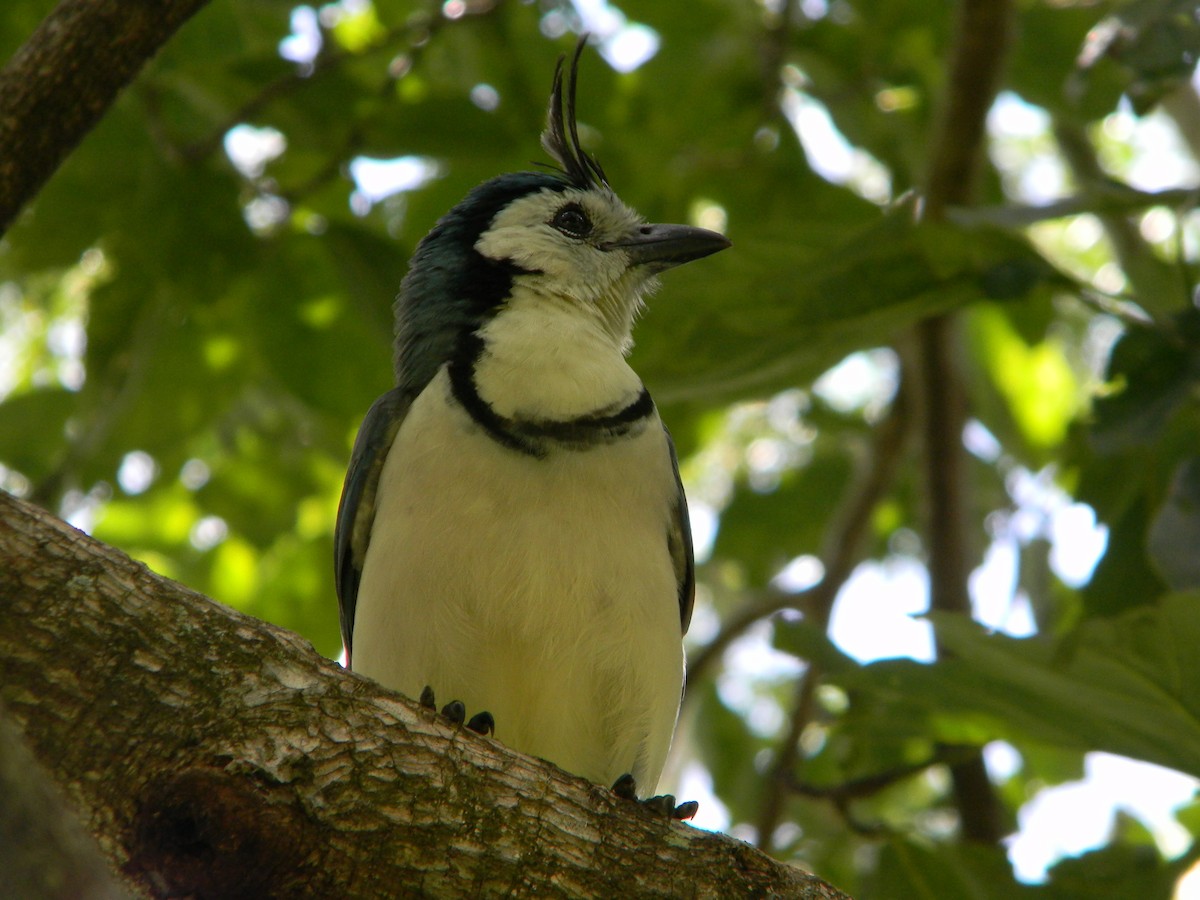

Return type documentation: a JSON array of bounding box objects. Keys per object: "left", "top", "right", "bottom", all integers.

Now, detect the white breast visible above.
[{"left": 352, "top": 365, "right": 685, "bottom": 792}]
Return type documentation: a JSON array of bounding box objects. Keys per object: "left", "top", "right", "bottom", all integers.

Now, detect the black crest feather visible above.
[{"left": 541, "top": 36, "right": 609, "bottom": 190}]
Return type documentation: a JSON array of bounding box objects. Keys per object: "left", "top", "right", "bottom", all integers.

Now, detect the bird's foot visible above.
[
  {"left": 611, "top": 773, "right": 698, "bottom": 820},
  {"left": 419, "top": 685, "right": 495, "bottom": 735}
]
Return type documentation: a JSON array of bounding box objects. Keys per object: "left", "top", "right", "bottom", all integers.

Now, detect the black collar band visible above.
[{"left": 448, "top": 333, "right": 653, "bottom": 459}]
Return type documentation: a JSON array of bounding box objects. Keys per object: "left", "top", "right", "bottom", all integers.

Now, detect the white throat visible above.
[{"left": 471, "top": 286, "right": 643, "bottom": 421}]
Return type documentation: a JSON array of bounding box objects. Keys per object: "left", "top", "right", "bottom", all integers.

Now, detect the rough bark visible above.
[
  {"left": 0, "top": 490, "right": 851, "bottom": 899},
  {"left": 0, "top": 0, "right": 211, "bottom": 235}
]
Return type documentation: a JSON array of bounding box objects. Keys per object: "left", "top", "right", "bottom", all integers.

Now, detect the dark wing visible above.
[
  {"left": 334, "top": 387, "right": 413, "bottom": 664},
  {"left": 664, "top": 427, "right": 695, "bottom": 633}
]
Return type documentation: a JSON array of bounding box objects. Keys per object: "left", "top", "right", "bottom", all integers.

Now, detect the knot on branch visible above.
[{"left": 127, "top": 764, "right": 318, "bottom": 899}]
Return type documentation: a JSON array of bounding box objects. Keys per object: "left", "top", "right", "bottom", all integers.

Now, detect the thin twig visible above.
[
  {"left": 1053, "top": 119, "right": 1187, "bottom": 322},
  {"left": 790, "top": 744, "right": 978, "bottom": 801},
  {"left": 754, "top": 392, "right": 910, "bottom": 850},
  {"left": 947, "top": 184, "right": 1200, "bottom": 229},
  {"left": 685, "top": 587, "right": 799, "bottom": 697},
  {"left": 175, "top": 9, "right": 444, "bottom": 164},
  {"left": 759, "top": 0, "right": 797, "bottom": 123}
]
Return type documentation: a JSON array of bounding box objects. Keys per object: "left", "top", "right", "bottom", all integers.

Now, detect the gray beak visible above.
[{"left": 606, "top": 223, "right": 731, "bottom": 272}]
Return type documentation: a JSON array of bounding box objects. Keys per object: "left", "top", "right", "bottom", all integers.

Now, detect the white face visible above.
[{"left": 474, "top": 186, "right": 660, "bottom": 344}]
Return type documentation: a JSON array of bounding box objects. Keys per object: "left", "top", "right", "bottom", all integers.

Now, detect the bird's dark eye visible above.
[{"left": 551, "top": 204, "right": 592, "bottom": 239}]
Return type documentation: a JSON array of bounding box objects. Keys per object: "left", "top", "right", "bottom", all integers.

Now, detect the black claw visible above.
[
  {"left": 419, "top": 687, "right": 492, "bottom": 733},
  {"left": 440, "top": 700, "right": 466, "bottom": 725},
  {"left": 611, "top": 773, "right": 638, "bottom": 801},
  {"left": 642, "top": 794, "right": 677, "bottom": 817},
  {"left": 611, "top": 774, "right": 699, "bottom": 820},
  {"left": 466, "top": 711, "right": 495, "bottom": 735},
  {"left": 672, "top": 800, "right": 700, "bottom": 820}
]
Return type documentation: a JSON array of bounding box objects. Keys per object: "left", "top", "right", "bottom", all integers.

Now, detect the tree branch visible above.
[
  {"left": 914, "top": 0, "right": 1014, "bottom": 845},
  {"left": 946, "top": 185, "right": 1200, "bottom": 229},
  {"left": 1053, "top": 119, "right": 1188, "bottom": 322},
  {"left": 684, "top": 586, "right": 799, "bottom": 696},
  {"left": 922, "top": 0, "right": 1012, "bottom": 221},
  {"left": 0, "top": 0, "right": 212, "bottom": 236},
  {"left": 0, "top": 491, "right": 850, "bottom": 899}
]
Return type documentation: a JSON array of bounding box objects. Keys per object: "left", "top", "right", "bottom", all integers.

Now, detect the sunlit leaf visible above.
[{"left": 969, "top": 305, "right": 1079, "bottom": 450}]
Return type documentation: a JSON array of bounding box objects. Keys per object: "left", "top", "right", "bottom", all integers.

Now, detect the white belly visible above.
[{"left": 352, "top": 368, "right": 684, "bottom": 792}]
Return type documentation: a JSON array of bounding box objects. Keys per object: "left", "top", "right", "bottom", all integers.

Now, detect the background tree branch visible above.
[
  {"left": 912, "top": 0, "right": 1015, "bottom": 844},
  {"left": 0, "top": 490, "right": 850, "bottom": 899},
  {"left": 0, "top": 0, "right": 211, "bottom": 235}
]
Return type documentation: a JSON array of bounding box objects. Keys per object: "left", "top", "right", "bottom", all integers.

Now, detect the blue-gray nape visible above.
[{"left": 392, "top": 173, "right": 573, "bottom": 394}]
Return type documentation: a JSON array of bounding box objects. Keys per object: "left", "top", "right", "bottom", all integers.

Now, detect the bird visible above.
[{"left": 334, "top": 37, "right": 729, "bottom": 815}]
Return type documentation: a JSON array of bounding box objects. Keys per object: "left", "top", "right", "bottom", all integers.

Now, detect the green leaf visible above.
[
  {"left": 867, "top": 838, "right": 1029, "bottom": 900},
  {"left": 713, "top": 450, "right": 855, "bottom": 583},
  {"left": 1043, "top": 839, "right": 1189, "bottom": 899},
  {"left": 1081, "top": 493, "right": 1168, "bottom": 617},
  {"left": 0, "top": 387, "right": 77, "bottom": 482},
  {"left": 849, "top": 598, "right": 1200, "bottom": 776},
  {"left": 644, "top": 205, "right": 1061, "bottom": 409},
  {"left": 1147, "top": 457, "right": 1200, "bottom": 590},
  {"left": 773, "top": 618, "right": 860, "bottom": 676},
  {"left": 969, "top": 305, "right": 1079, "bottom": 451},
  {"left": 1089, "top": 315, "right": 1200, "bottom": 455},
  {"left": 1011, "top": 4, "right": 1124, "bottom": 120},
  {"left": 1075, "top": 0, "right": 1200, "bottom": 115}
]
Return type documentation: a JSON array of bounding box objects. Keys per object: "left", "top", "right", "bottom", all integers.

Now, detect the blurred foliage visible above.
[{"left": 4, "top": 0, "right": 1200, "bottom": 895}]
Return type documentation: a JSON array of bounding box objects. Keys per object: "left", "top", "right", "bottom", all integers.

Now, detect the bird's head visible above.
[{"left": 393, "top": 38, "right": 730, "bottom": 391}]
